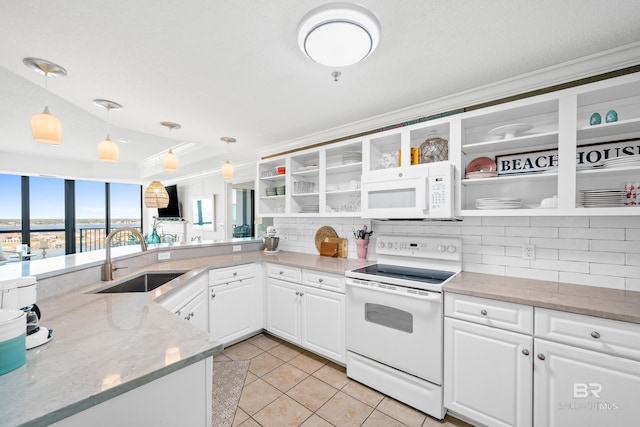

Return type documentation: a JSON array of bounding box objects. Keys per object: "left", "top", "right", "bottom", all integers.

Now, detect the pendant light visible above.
[
  {"left": 160, "top": 121, "right": 181, "bottom": 171},
  {"left": 93, "top": 99, "right": 122, "bottom": 162},
  {"left": 220, "top": 137, "right": 236, "bottom": 179},
  {"left": 144, "top": 180, "right": 170, "bottom": 209},
  {"left": 23, "top": 57, "right": 67, "bottom": 145}
]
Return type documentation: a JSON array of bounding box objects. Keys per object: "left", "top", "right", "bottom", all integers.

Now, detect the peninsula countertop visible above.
[{"left": 0, "top": 249, "right": 370, "bottom": 427}]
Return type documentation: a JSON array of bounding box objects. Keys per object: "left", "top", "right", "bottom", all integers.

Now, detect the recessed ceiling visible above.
[{"left": 0, "top": 0, "right": 639, "bottom": 183}]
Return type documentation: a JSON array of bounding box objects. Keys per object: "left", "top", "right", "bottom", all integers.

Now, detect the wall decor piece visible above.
[
  {"left": 495, "top": 138, "right": 640, "bottom": 175},
  {"left": 590, "top": 112, "right": 602, "bottom": 125}
]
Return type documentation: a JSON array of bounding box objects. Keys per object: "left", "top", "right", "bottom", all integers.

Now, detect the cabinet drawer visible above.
[
  {"left": 445, "top": 293, "right": 533, "bottom": 334},
  {"left": 266, "top": 263, "right": 301, "bottom": 283},
  {"left": 302, "top": 269, "right": 345, "bottom": 293},
  {"left": 209, "top": 263, "right": 254, "bottom": 285},
  {"left": 535, "top": 308, "right": 640, "bottom": 361}
]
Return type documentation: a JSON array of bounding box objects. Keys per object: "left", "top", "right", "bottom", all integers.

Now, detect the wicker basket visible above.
[{"left": 419, "top": 135, "right": 448, "bottom": 163}]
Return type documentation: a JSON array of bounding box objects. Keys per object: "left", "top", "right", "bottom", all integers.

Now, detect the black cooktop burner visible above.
[{"left": 351, "top": 264, "right": 455, "bottom": 284}]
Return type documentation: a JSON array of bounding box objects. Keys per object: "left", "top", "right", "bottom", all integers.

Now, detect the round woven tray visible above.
[{"left": 314, "top": 226, "right": 338, "bottom": 253}]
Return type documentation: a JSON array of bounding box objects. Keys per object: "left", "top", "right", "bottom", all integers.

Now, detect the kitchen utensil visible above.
[
  {"left": 264, "top": 236, "right": 280, "bottom": 252},
  {"left": 314, "top": 226, "right": 338, "bottom": 253},
  {"left": 320, "top": 241, "right": 338, "bottom": 257}
]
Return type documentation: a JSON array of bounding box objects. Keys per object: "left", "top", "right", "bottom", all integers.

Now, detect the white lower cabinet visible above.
[
  {"left": 159, "top": 273, "right": 209, "bottom": 334},
  {"left": 208, "top": 264, "right": 262, "bottom": 344},
  {"left": 444, "top": 294, "right": 533, "bottom": 427},
  {"left": 444, "top": 318, "right": 533, "bottom": 427},
  {"left": 266, "top": 265, "right": 345, "bottom": 363},
  {"left": 175, "top": 289, "right": 208, "bottom": 333},
  {"left": 533, "top": 308, "right": 640, "bottom": 427}
]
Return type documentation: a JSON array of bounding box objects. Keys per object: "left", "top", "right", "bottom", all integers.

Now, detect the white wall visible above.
[{"left": 274, "top": 215, "right": 640, "bottom": 292}]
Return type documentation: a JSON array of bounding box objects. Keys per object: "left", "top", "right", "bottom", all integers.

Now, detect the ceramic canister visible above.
[{"left": 0, "top": 309, "right": 27, "bottom": 375}]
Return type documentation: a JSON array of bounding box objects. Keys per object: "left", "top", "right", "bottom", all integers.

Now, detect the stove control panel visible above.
[{"left": 375, "top": 235, "right": 462, "bottom": 261}]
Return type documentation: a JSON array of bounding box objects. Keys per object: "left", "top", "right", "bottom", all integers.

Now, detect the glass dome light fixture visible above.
[
  {"left": 220, "top": 137, "right": 236, "bottom": 179},
  {"left": 23, "top": 57, "right": 67, "bottom": 145},
  {"left": 93, "top": 99, "right": 123, "bottom": 162},
  {"left": 297, "top": 2, "right": 380, "bottom": 67},
  {"left": 160, "top": 121, "right": 181, "bottom": 171}
]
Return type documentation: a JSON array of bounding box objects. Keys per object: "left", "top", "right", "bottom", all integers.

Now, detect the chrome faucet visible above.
[{"left": 101, "top": 227, "right": 148, "bottom": 281}]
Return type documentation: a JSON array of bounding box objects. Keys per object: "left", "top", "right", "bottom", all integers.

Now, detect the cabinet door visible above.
[
  {"left": 300, "top": 286, "right": 345, "bottom": 363},
  {"left": 534, "top": 338, "right": 640, "bottom": 427},
  {"left": 209, "top": 278, "right": 260, "bottom": 344},
  {"left": 444, "top": 317, "right": 532, "bottom": 427},
  {"left": 266, "top": 278, "right": 300, "bottom": 343},
  {"left": 183, "top": 290, "right": 208, "bottom": 333}
]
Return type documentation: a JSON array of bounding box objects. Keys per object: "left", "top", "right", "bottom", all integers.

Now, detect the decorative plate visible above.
[
  {"left": 466, "top": 157, "right": 497, "bottom": 173},
  {"left": 314, "top": 226, "right": 338, "bottom": 253}
]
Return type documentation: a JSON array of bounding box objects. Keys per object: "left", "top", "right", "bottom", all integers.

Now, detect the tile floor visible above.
[{"left": 213, "top": 333, "right": 473, "bottom": 427}]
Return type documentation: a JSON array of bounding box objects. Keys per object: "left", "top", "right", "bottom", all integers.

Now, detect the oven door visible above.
[{"left": 346, "top": 278, "right": 443, "bottom": 384}]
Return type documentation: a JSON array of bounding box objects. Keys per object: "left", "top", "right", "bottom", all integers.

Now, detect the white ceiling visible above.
[{"left": 1, "top": 0, "right": 639, "bottom": 183}]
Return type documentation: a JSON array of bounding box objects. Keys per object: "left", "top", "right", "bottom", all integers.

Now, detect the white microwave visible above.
[{"left": 361, "top": 162, "right": 455, "bottom": 219}]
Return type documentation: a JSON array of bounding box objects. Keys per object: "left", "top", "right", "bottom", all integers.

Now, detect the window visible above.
[
  {"left": 0, "top": 173, "right": 143, "bottom": 261},
  {"left": 76, "top": 180, "right": 106, "bottom": 252}
]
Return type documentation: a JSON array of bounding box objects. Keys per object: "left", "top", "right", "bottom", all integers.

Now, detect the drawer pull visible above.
[
  {"left": 537, "top": 353, "right": 546, "bottom": 361},
  {"left": 480, "top": 309, "right": 488, "bottom": 316},
  {"left": 233, "top": 272, "right": 238, "bottom": 276},
  {"left": 295, "top": 291, "right": 300, "bottom": 296},
  {"left": 279, "top": 271, "right": 284, "bottom": 275},
  {"left": 522, "top": 349, "right": 530, "bottom": 356},
  {"left": 591, "top": 331, "right": 601, "bottom": 339},
  {"left": 318, "top": 278, "right": 324, "bottom": 283}
]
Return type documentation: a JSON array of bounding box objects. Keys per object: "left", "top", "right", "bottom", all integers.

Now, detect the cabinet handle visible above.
[
  {"left": 299, "top": 292, "right": 304, "bottom": 296},
  {"left": 233, "top": 272, "right": 238, "bottom": 276},
  {"left": 176, "top": 310, "right": 182, "bottom": 316},
  {"left": 537, "top": 353, "right": 546, "bottom": 360},
  {"left": 591, "top": 331, "right": 601, "bottom": 339},
  {"left": 318, "top": 278, "right": 324, "bottom": 283},
  {"left": 189, "top": 312, "right": 195, "bottom": 318},
  {"left": 295, "top": 291, "right": 299, "bottom": 296},
  {"left": 211, "top": 292, "right": 216, "bottom": 299},
  {"left": 522, "top": 349, "right": 530, "bottom": 356},
  {"left": 279, "top": 271, "right": 284, "bottom": 275},
  {"left": 480, "top": 309, "right": 488, "bottom": 316}
]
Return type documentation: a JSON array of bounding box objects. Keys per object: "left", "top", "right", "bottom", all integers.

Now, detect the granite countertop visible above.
[
  {"left": 0, "top": 249, "right": 368, "bottom": 427},
  {"left": 444, "top": 272, "right": 640, "bottom": 324}
]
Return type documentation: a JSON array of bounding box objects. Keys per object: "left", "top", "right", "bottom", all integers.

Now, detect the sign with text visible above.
[{"left": 496, "top": 139, "right": 640, "bottom": 175}]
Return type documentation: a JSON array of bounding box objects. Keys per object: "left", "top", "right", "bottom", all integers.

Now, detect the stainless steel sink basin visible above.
[{"left": 96, "top": 272, "right": 185, "bottom": 293}]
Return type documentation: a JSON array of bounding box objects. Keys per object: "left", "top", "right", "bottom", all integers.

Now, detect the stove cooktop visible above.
[{"left": 349, "top": 263, "right": 455, "bottom": 285}]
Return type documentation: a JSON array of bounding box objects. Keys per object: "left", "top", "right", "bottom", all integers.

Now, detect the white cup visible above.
[{"left": 540, "top": 196, "right": 557, "bottom": 208}]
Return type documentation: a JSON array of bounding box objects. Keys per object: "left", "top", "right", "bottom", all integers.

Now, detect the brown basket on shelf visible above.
[{"left": 419, "top": 135, "right": 449, "bottom": 163}]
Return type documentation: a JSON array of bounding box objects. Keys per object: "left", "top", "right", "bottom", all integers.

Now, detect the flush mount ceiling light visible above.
[
  {"left": 23, "top": 57, "right": 67, "bottom": 145},
  {"left": 220, "top": 137, "right": 236, "bottom": 179},
  {"left": 160, "top": 121, "right": 181, "bottom": 171},
  {"left": 297, "top": 2, "right": 380, "bottom": 67},
  {"left": 93, "top": 99, "right": 122, "bottom": 162}
]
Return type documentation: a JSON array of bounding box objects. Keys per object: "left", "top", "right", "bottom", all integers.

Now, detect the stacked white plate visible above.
[
  {"left": 602, "top": 155, "right": 640, "bottom": 169},
  {"left": 300, "top": 204, "right": 319, "bottom": 213},
  {"left": 342, "top": 151, "right": 361, "bottom": 164},
  {"left": 475, "top": 197, "right": 522, "bottom": 209},
  {"left": 580, "top": 189, "right": 627, "bottom": 207},
  {"left": 465, "top": 171, "right": 497, "bottom": 179}
]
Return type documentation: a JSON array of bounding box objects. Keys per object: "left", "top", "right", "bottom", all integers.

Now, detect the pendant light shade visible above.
[
  {"left": 222, "top": 160, "right": 234, "bottom": 179},
  {"left": 144, "top": 181, "right": 170, "bottom": 208},
  {"left": 94, "top": 99, "right": 123, "bottom": 163},
  {"left": 220, "top": 136, "right": 236, "bottom": 179},
  {"left": 31, "top": 106, "right": 62, "bottom": 145},
  {"left": 160, "top": 121, "right": 181, "bottom": 171},
  {"left": 24, "top": 58, "right": 67, "bottom": 145},
  {"left": 163, "top": 149, "right": 178, "bottom": 171},
  {"left": 98, "top": 135, "right": 119, "bottom": 162}
]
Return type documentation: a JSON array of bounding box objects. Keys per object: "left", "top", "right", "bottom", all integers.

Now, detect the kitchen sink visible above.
[{"left": 96, "top": 272, "right": 186, "bottom": 293}]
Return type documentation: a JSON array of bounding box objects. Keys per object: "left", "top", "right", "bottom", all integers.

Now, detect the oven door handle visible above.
[{"left": 346, "top": 280, "right": 441, "bottom": 302}]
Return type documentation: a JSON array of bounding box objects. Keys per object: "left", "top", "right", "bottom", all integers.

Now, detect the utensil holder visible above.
[{"left": 356, "top": 239, "right": 369, "bottom": 260}]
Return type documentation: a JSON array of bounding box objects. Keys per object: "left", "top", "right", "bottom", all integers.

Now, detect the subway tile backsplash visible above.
[{"left": 273, "top": 215, "right": 640, "bottom": 292}]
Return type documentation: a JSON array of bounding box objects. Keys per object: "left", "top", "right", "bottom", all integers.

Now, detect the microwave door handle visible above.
[
  {"left": 346, "top": 280, "right": 441, "bottom": 302},
  {"left": 421, "top": 178, "right": 428, "bottom": 213}
]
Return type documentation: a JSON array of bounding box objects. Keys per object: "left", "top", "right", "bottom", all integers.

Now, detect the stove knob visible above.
[
  {"left": 378, "top": 240, "right": 385, "bottom": 249},
  {"left": 437, "top": 244, "right": 446, "bottom": 253},
  {"left": 447, "top": 245, "right": 457, "bottom": 253}
]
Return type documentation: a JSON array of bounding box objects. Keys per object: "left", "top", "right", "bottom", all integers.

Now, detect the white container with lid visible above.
[{"left": 0, "top": 309, "right": 27, "bottom": 375}]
